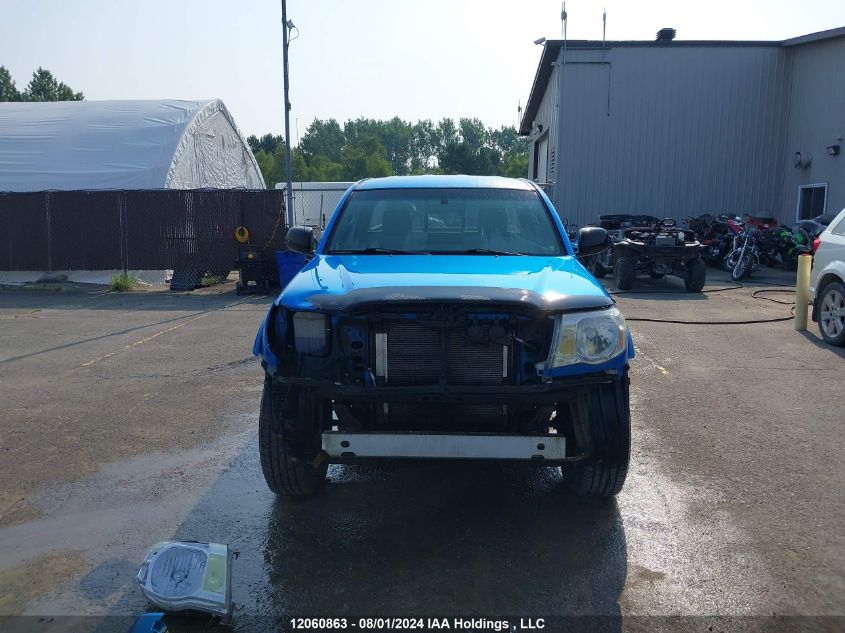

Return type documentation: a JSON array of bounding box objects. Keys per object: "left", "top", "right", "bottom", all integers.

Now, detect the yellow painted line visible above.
[
  {"left": 80, "top": 297, "right": 254, "bottom": 368},
  {"left": 634, "top": 346, "right": 669, "bottom": 375}
]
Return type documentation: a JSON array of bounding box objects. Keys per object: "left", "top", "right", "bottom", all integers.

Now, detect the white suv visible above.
[{"left": 810, "top": 208, "right": 845, "bottom": 346}]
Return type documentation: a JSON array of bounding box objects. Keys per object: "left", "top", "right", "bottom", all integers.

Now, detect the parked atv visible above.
[
  {"left": 611, "top": 218, "right": 706, "bottom": 292},
  {"left": 583, "top": 214, "right": 661, "bottom": 279}
]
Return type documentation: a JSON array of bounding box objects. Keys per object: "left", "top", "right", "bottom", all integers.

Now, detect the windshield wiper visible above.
[
  {"left": 460, "top": 248, "right": 526, "bottom": 256},
  {"left": 328, "top": 247, "right": 429, "bottom": 255}
]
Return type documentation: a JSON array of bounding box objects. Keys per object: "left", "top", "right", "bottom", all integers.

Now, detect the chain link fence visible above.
[
  {"left": 282, "top": 182, "right": 353, "bottom": 228},
  {"left": 0, "top": 189, "right": 286, "bottom": 289}
]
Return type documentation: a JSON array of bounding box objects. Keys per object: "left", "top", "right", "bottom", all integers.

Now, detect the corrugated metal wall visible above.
[
  {"left": 549, "top": 45, "right": 792, "bottom": 228},
  {"left": 780, "top": 37, "right": 845, "bottom": 220},
  {"left": 528, "top": 60, "right": 560, "bottom": 186}
]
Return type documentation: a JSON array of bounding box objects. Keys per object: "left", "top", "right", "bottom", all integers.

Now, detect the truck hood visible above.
[{"left": 277, "top": 254, "right": 613, "bottom": 314}]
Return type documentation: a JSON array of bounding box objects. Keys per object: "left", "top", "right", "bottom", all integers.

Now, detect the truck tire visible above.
[
  {"left": 685, "top": 258, "right": 707, "bottom": 292},
  {"left": 565, "top": 374, "right": 631, "bottom": 498},
  {"left": 614, "top": 255, "right": 637, "bottom": 290},
  {"left": 259, "top": 380, "right": 329, "bottom": 497}
]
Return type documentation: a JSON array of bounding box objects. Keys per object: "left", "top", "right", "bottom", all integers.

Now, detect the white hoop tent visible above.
[{"left": 0, "top": 99, "right": 264, "bottom": 191}]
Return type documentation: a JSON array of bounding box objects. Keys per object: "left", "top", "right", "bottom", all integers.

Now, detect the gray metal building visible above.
[{"left": 520, "top": 26, "right": 845, "bottom": 228}]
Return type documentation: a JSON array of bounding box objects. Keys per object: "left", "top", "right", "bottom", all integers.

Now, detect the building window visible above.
[{"left": 796, "top": 183, "right": 827, "bottom": 220}]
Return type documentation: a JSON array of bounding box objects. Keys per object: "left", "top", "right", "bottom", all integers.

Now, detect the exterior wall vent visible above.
[{"left": 656, "top": 28, "right": 676, "bottom": 42}]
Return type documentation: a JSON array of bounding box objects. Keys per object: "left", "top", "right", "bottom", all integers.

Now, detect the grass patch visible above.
[
  {"left": 0, "top": 551, "right": 88, "bottom": 616},
  {"left": 200, "top": 273, "right": 228, "bottom": 287},
  {"left": 109, "top": 272, "right": 136, "bottom": 292}
]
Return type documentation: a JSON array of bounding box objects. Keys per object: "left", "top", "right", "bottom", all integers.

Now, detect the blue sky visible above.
[{"left": 2, "top": 0, "right": 844, "bottom": 138}]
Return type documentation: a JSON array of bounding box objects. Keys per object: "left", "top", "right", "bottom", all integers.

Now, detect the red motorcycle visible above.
[{"left": 684, "top": 214, "right": 742, "bottom": 267}]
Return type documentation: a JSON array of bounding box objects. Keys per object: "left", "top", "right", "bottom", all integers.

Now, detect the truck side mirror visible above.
[
  {"left": 286, "top": 226, "right": 316, "bottom": 255},
  {"left": 577, "top": 227, "right": 611, "bottom": 257}
]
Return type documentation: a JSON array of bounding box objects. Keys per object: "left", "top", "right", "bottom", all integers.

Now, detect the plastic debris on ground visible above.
[{"left": 137, "top": 541, "right": 235, "bottom": 622}]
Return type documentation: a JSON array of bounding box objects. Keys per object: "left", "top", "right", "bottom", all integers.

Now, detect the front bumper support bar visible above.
[
  {"left": 278, "top": 373, "right": 617, "bottom": 404},
  {"left": 322, "top": 432, "right": 566, "bottom": 461}
]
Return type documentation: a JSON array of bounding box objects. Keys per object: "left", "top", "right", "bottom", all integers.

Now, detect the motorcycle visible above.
[
  {"left": 685, "top": 214, "right": 742, "bottom": 268},
  {"left": 758, "top": 227, "right": 812, "bottom": 270},
  {"left": 724, "top": 224, "right": 761, "bottom": 281}
]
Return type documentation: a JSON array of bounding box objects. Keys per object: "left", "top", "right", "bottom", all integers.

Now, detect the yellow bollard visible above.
[{"left": 794, "top": 253, "right": 812, "bottom": 331}]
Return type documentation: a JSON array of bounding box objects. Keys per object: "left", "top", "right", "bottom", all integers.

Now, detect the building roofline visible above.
[
  {"left": 518, "top": 25, "right": 845, "bottom": 135},
  {"left": 541, "top": 39, "right": 782, "bottom": 49},
  {"left": 781, "top": 25, "right": 845, "bottom": 47}
]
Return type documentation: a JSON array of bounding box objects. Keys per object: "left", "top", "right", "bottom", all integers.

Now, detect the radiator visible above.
[{"left": 382, "top": 322, "right": 507, "bottom": 386}]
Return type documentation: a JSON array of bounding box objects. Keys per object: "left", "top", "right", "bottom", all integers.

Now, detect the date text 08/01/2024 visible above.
[{"left": 289, "top": 618, "right": 547, "bottom": 631}]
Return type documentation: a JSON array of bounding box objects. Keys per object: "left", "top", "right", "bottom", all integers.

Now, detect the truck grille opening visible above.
[{"left": 383, "top": 322, "right": 507, "bottom": 387}]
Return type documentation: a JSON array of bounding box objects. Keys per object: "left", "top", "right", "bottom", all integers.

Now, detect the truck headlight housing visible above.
[
  {"left": 548, "top": 307, "right": 627, "bottom": 367},
  {"left": 293, "top": 312, "right": 330, "bottom": 356}
]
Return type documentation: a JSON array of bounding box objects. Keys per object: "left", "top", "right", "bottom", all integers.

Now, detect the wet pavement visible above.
[{"left": 0, "top": 272, "right": 843, "bottom": 631}]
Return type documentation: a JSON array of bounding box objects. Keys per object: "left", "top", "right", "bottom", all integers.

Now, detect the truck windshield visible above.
[{"left": 324, "top": 188, "right": 564, "bottom": 256}]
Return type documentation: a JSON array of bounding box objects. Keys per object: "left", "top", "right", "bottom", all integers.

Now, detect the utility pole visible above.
[
  {"left": 281, "top": 0, "right": 294, "bottom": 227},
  {"left": 562, "top": 2, "right": 567, "bottom": 62}
]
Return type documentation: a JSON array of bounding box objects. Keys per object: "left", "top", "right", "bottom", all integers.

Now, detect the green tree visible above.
[
  {"left": 299, "top": 119, "right": 345, "bottom": 163},
  {"left": 435, "top": 118, "right": 459, "bottom": 149},
  {"left": 305, "top": 155, "right": 346, "bottom": 181},
  {"left": 341, "top": 134, "right": 392, "bottom": 180},
  {"left": 247, "top": 133, "right": 283, "bottom": 156},
  {"left": 410, "top": 119, "right": 437, "bottom": 173},
  {"left": 500, "top": 153, "right": 529, "bottom": 178},
  {"left": 375, "top": 117, "right": 414, "bottom": 175},
  {"left": 436, "top": 118, "right": 503, "bottom": 175},
  {"left": 491, "top": 125, "right": 530, "bottom": 178},
  {"left": 23, "top": 67, "right": 83, "bottom": 101},
  {"left": 458, "top": 118, "right": 489, "bottom": 150},
  {"left": 269, "top": 143, "right": 289, "bottom": 187},
  {"left": 0, "top": 66, "right": 21, "bottom": 102},
  {"left": 247, "top": 116, "right": 533, "bottom": 182},
  {"left": 253, "top": 149, "right": 276, "bottom": 187}
]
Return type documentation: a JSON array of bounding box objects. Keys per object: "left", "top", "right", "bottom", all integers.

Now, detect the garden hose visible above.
[{"left": 613, "top": 279, "right": 806, "bottom": 325}]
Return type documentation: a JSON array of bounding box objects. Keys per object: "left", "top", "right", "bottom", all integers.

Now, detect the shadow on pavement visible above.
[
  {"left": 601, "top": 275, "right": 709, "bottom": 300},
  {"left": 602, "top": 267, "right": 796, "bottom": 302},
  {"left": 798, "top": 330, "right": 845, "bottom": 358}
]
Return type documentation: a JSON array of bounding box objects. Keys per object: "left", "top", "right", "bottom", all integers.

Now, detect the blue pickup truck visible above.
[{"left": 254, "top": 175, "right": 634, "bottom": 499}]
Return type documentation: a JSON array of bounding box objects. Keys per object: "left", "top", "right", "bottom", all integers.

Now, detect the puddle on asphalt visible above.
[
  {"left": 620, "top": 388, "right": 792, "bottom": 615},
  {"left": 0, "top": 416, "right": 254, "bottom": 616},
  {"left": 4, "top": 390, "right": 793, "bottom": 623}
]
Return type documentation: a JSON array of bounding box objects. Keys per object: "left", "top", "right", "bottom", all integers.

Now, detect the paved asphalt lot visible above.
[{"left": 0, "top": 271, "right": 842, "bottom": 632}]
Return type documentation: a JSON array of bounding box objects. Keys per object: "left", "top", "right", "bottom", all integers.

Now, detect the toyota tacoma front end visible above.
[{"left": 253, "top": 176, "right": 634, "bottom": 499}]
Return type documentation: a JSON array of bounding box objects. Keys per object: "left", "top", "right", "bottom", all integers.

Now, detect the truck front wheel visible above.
[
  {"left": 564, "top": 374, "right": 631, "bottom": 498},
  {"left": 259, "top": 380, "right": 329, "bottom": 497}
]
